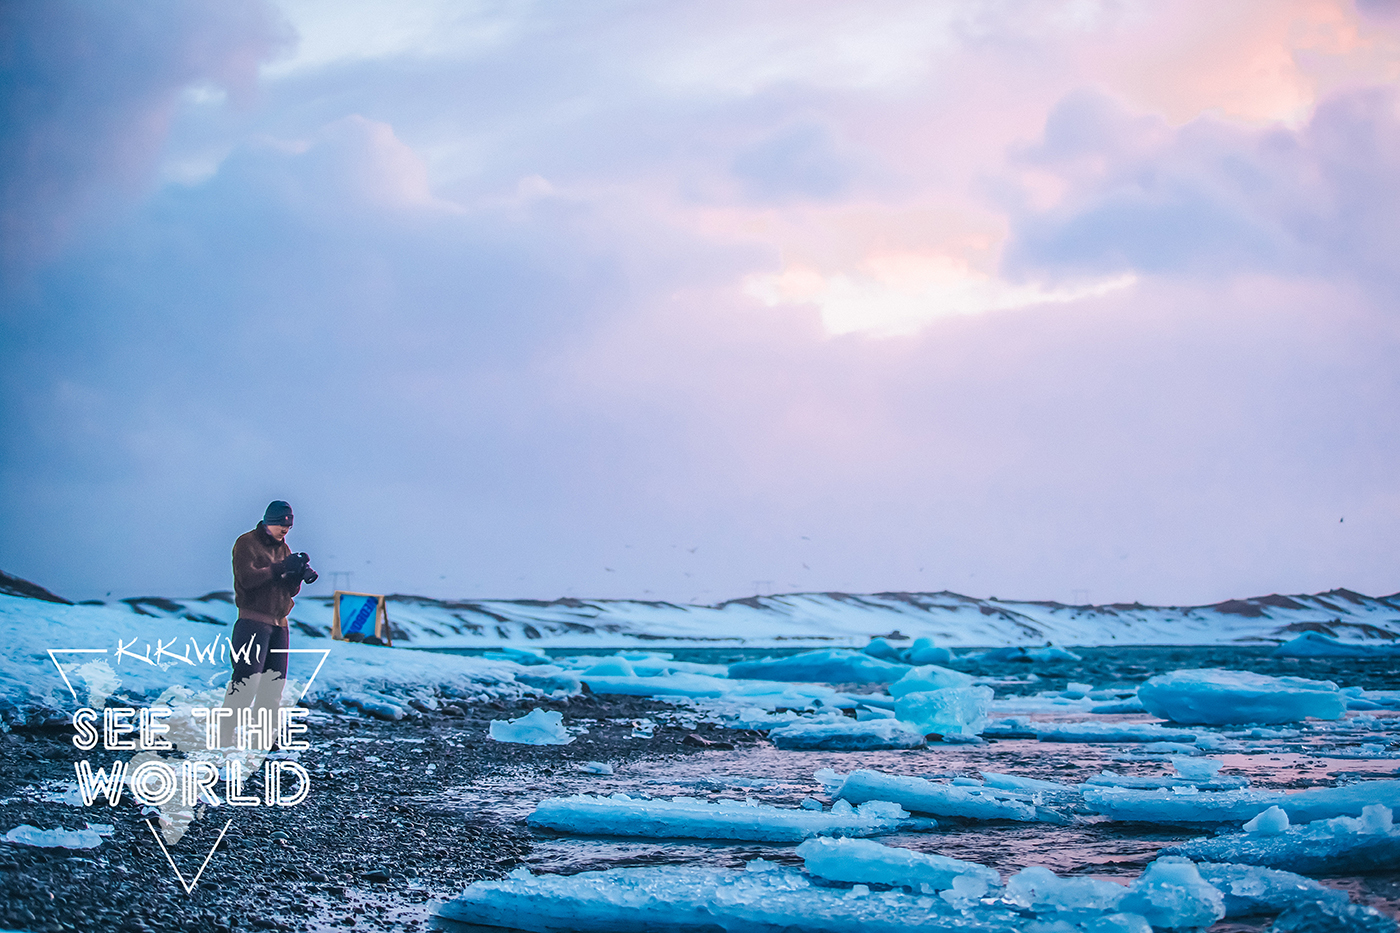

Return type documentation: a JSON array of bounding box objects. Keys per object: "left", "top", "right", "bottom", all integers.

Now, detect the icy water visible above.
[{"left": 425, "top": 646, "right": 1400, "bottom": 930}]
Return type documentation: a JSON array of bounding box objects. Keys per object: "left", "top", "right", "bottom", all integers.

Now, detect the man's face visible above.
[{"left": 266, "top": 523, "right": 290, "bottom": 542}]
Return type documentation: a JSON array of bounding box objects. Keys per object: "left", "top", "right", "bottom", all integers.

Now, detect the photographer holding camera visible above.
[{"left": 219, "top": 499, "right": 318, "bottom": 747}]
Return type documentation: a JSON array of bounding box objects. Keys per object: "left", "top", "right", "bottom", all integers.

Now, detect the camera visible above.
[{"left": 280, "top": 552, "right": 316, "bottom": 584}]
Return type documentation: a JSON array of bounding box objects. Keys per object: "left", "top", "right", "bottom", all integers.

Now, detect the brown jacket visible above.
[{"left": 232, "top": 523, "right": 301, "bottom": 626}]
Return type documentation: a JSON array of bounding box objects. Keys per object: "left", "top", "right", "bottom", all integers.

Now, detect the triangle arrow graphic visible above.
[{"left": 146, "top": 818, "right": 233, "bottom": 894}]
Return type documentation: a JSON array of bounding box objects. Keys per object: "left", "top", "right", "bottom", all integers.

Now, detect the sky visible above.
[{"left": 2, "top": 0, "right": 1399, "bottom": 606}]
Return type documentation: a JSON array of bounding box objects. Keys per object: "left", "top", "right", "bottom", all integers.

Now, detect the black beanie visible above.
[{"left": 263, "top": 500, "right": 294, "bottom": 526}]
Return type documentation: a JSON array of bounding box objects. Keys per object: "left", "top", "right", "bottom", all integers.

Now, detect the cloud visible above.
[
  {"left": 745, "top": 252, "right": 1135, "bottom": 336},
  {"left": 0, "top": 0, "right": 289, "bottom": 274},
  {"left": 1004, "top": 85, "right": 1400, "bottom": 292},
  {"left": 3, "top": 0, "right": 1399, "bottom": 607}
]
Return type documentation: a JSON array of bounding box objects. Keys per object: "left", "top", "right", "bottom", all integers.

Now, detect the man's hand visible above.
[{"left": 275, "top": 553, "right": 309, "bottom": 581}]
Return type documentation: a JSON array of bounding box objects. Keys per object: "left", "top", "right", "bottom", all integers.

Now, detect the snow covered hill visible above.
[{"left": 56, "top": 584, "right": 1400, "bottom": 649}]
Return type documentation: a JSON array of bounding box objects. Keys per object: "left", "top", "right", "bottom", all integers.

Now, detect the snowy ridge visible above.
[{"left": 76, "top": 586, "right": 1400, "bottom": 648}]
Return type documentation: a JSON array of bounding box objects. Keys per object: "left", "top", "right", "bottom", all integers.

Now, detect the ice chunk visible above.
[
  {"left": 971, "top": 646, "right": 1082, "bottom": 662},
  {"left": 1032, "top": 721, "right": 1198, "bottom": 743},
  {"left": 1117, "top": 857, "right": 1224, "bottom": 931},
  {"left": 1281, "top": 781, "right": 1400, "bottom": 824},
  {"left": 3, "top": 824, "right": 104, "bottom": 849},
  {"left": 488, "top": 708, "right": 574, "bottom": 745},
  {"left": 941, "top": 873, "right": 993, "bottom": 910},
  {"left": 483, "top": 646, "right": 553, "bottom": 665},
  {"left": 1083, "top": 786, "right": 1283, "bottom": 824},
  {"left": 889, "top": 664, "right": 974, "bottom": 697},
  {"left": 1274, "top": 632, "right": 1398, "bottom": 658},
  {"left": 1083, "top": 914, "right": 1152, "bottom": 933},
  {"left": 528, "top": 794, "right": 911, "bottom": 842},
  {"left": 583, "top": 657, "right": 636, "bottom": 677},
  {"left": 440, "top": 863, "right": 1029, "bottom": 933},
  {"left": 1165, "top": 804, "right": 1400, "bottom": 874},
  {"left": 1243, "top": 806, "right": 1289, "bottom": 835},
  {"left": 1084, "top": 766, "right": 1246, "bottom": 792},
  {"left": 579, "top": 672, "right": 730, "bottom": 698},
  {"left": 1193, "top": 862, "right": 1347, "bottom": 918},
  {"left": 516, "top": 669, "right": 584, "bottom": 694},
  {"left": 1090, "top": 781, "right": 1400, "bottom": 827},
  {"left": 797, "top": 836, "right": 999, "bottom": 891},
  {"left": 1004, "top": 865, "right": 1127, "bottom": 913},
  {"left": 728, "top": 650, "right": 910, "bottom": 684},
  {"left": 1091, "top": 697, "right": 1148, "bottom": 714},
  {"left": 863, "top": 637, "right": 905, "bottom": 661},
  {"left": 337, "top": 691, "right": 408, "bottom": 720},
  {"left": 1271, "top": 898, "right": 1399, "bottom": 932},
  {"left": 1172, "top": 757, "right": 1223, "bottom": 782},
  {"left": 1137, "top": 669, "right": 1345, "bottom": 725},
  {"left": 1062, "top": 682, "right": 1094, "bottom": 698},
  {"left": 580, "top": 761, "right": 614, "bottom": 775},
  {"left": 769, "top": 718, "right": 926, "bottom": 750},
  {"left": 904, "top": 637, "right": 953, "bottom": 665},
  {"left": 828, "top": 768, "right": 1053, "bottom": 822},
  {"left": 896, "top": 685, "right": 993, "bottom": 736}
]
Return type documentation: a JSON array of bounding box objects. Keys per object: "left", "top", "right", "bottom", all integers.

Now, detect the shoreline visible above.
[{"left": 0, "top": 694, "right": 739, "bottom": 933}]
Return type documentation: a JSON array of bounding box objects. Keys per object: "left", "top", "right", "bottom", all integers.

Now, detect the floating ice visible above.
[
  {"left": 1117, "top": 857, "right": 1224, "bottom": 930},
  {"left": 888, "top": 665, "right": 974, "bottom": 697},
  {"left": 797, "top": 836, "right": 999, "bottom": 891},
  {"left": 1004, "top": 865, "right": 1128, "bottom": 913},
  {"left": 336, "top": 691, "right": 408, "bottom": 720},
  {"left": 1171, "top": 756, "right": 1223, "bottom": 782},
  {"left": 1092, "top": 697, "right": 1148, "bottom": 714},
  {"left": 862, "top": 637, "right": 905, "bottom": 661},
  {"left": 582, "top": 656, "right": 636, "bottom": 676},
  {"left": 3, "top": 824, "right": 104, "bottom": 849},
  {"left": 728, "top": 650, "right": 911, "bottom": 684},
  {"left": 821, "top": 768, "right": 1057, "bottom": 822},
  {"left": 769, "top": 718, "right": 927, "bottom": 750},
  {"left": 488, "top": 708, "right": 574, "bottom": 745},
  {"left": 1088, "top": 781, "right": 1400, "bottom": 826},
  {"left": 895, "top": 685, "right": 993, "bottom": 736},
  {"left": 1084, "top": 762, "right": 1246, "bottom": 792},
  {"left": 969, "top": 646, "right": 1082, "bottom": 663},
  {"left": 904, "top": 637, "right": 954, "bottom": 665},
  {"left": 515, "top": 668, "right": 584, "bottom": 694},
  {"left": 1243, "top": 805, "right": 1289, "bottom": 835},
  {"left": 440, "top": 863, "right": 1034, "bottom": 933},
  {"left": 1271, "top": 898, "right": 1399, "bottom": 932},
  {"left": 1165, "top": 804, "right": 1400, "bottom": 873},
  {"left": 578, "top": 672, "right": 730, "bottom": 698},
  {"left": 1027, "top": 720, "right": 1199, "bottom": 744},
  {"left": 579, "top": 761, "right": 614, "bottom": 775},
  {"left": 1137, "top": 669, "right": 1346, "bottom": 725},
  {"left": 528, "top": 794, "right": 911, "bottom": 842},
  {"left": 1004, "top": 858, "right": 1226, "bottom": 931},
  {"left": 1274, "top": 632, "right": 1400, "bottom": 658},
  {"left": 1193, "top": 862, "right": 1347, "bottom": 918},
  {"left": 483, "top": 646, "right": 553, "bottom": 665},
  {"left": 1084, "top": 786, "right": 1284, "bottom": 824}
]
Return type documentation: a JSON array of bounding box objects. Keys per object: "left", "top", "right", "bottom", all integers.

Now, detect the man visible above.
[{"left": 220, "top": 500, "right": 317, "bottom": 748}]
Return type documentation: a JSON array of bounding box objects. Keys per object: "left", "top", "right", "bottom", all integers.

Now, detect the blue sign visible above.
[{"left": 340, "top": 595, "right": 378, "bottom": 637}]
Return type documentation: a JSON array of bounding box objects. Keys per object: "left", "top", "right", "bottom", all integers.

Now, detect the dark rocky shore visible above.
[{"left": 0, "top": 693, "right": 757, "bottom": 933}]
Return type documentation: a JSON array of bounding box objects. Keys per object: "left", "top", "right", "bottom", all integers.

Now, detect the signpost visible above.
[{"left": 331, "top": 591, "right": 392, "bottom": 646}]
